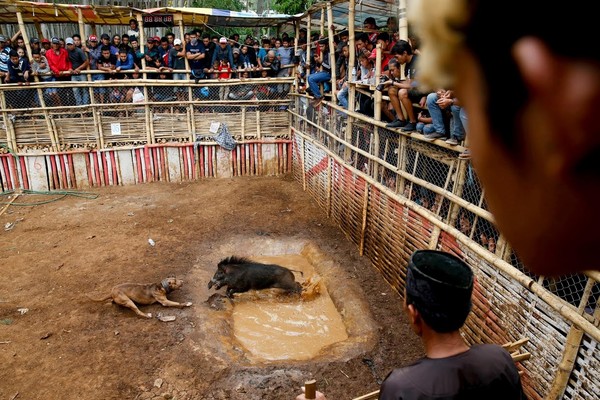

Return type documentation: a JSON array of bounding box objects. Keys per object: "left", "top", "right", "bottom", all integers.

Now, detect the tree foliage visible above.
[{"left": 272, "top": 0, "right": 313, "bottom": 16}]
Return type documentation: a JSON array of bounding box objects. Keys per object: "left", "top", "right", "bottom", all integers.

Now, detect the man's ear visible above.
[
  {"left": 513, "top": 37, "right": 600, "bottom": 179},
  {"left": 406, "top": 304, "right": 422, "bottom": 336}
]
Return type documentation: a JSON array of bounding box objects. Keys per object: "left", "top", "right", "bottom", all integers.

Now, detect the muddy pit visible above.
[{"left": 0, "top": 177, "right": 422, "bottom": 399}]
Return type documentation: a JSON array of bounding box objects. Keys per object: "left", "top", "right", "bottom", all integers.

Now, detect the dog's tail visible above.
[{"left": 86, "top": 293, "right": 113, "bottom": 302}]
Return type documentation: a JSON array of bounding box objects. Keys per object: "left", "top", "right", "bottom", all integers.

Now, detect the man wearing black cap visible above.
[
  {"left": 378, "top": 250, "right": 525, "bottom": 399},
  {"left": 297, "top": 250, "right": 525, "bottom": 400}
]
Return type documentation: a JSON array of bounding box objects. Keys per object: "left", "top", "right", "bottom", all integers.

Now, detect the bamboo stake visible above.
[
  {"left": 177, "top": 13, "right": 190, "bottom": 72},
  {"left": 16, "top": 12, "right": 32, "bottom": 63},
  {"left": 305, "top": 16, "right": 311, "bottom": 82},
  {"left": 326, "top": 2, "right": 337, "bottom": 100},
  {"left": 320, "top": 8, "right": 325, "bottom": 38},
  {"left": 359, "top": 182, "right": 370, "bottom": 255},
  {"left": 301, "top": 136, "right": 307, "bottom": 191},
  {"left": 547, "top": 326, "right": 584, "bottom": 399},
  {"left": 326, "top": 156, "right": 332, "bottom": 217}
]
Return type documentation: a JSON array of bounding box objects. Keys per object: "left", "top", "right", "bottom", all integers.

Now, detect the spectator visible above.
[
  {"left": 211, "top": 37, "right": 235, "bottom": 70},
  {"left": 416, "top": 108, "right": 433, "bottom": 134},
  {"left": 72, "top": 34, "right": 82, "bottom": 49},
  {"left": 186, "top": 31, "right": 207, "bottom": 80},
  {"left": 127, "top": 18, "right": 139, "bottom": 39},
  {"left": 261, "top": 49, "right": 280, "bottom": 78},
  {"left": 30, "top": 37, "right": 41, "bottom": 54},
  {"left": 307, "top": 42, "right": 332, "bottom": 107},
  {"left": 45, "top": 36, "right": 73, "bottom": 109},
  {"left": 97, "top": 45, "right": 117, "bottom": 80},
  {"left": 363, "top": 17, "right": 379, "bottom": 45},
  {"left": 384, "top": 40, "right": 427, "bottom": 132},
  {"left": 40, "top": 38, "right": 51, "bottom": 55},
  {"left": 65, "top": 37, "right": 89, "bottom": 105},
  {"left": 5, "top": 49, "right": 29, "bottom": 84},
  {"left": 297, "top": 250, "right": 526, "bottom": 400},
  {"left": 169, "top": 39, "right": 187, "bottom": 101},
  {"left": 0, "top": 35, "right": 12, "bottom": 81},
  {"left": 112, "top": 34, "right": 121, "bottom": 49},
  {"left": 128, "top": 37, "right": 143, "bottom": 68},
  {"left": 115, "top": 48, "right": 135, "bottom": 77},
  {"left": 31, "top": 48, "right": 59, "bottom": 106},
  {"left": 421, "top": 90, "right": 466, "bottom": 144},
  {"left": 100, "top": 33, "right": 118, "bottom": 56},
  {"left": 82, "top": 34, "right": 105, "bottom": 103},
  {"left": 157, "top": 36, "right": 171, "bottom": 66}
]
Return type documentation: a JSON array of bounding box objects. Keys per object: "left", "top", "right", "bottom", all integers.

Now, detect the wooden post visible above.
[
  {"left": 399, "top": 0, "right": 408, "bottom": 41},
  {"left": 16, "top": 12, "right": 32, "bottom": 61},
  {"left": 359, "top": 182, "right": 370, "bottom": 255},
  {"left": 372, "top": 44, "right": 382, "bottom": 181},
  {"left": 326, "top": 2, "right": 336, "bottom": 100},
  {"left": 137, "top": 13, "right": 148, "bottom": 77},
  {"left": 306, "top": 15, "right": 312, "bottom": 82},
  {"left": 176, "top": 13, "right": 190, "bottom": 71},
  {"left": 326, "top": 156, "right": 332, "bottom": 217},
  {"left": 304, "top": 379, "right": 316, "bottom": 400},
  {"left": 547, "top": 325, "right": 584, "bottom": 399},
  {"left": 77, "top": 8, "right": 85, "bottom": 46},
  {"left": 320, "top": 9, "right": 325, "bottom": 38}
]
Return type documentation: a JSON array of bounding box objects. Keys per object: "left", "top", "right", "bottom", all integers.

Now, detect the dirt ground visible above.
[{"left": 0, "top": 175, "right": 422, "bottom": 400}]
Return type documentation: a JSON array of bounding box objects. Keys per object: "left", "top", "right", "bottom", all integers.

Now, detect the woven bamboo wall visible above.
[{"left": 290, "top": 96, "right": 600, "bottom": 400}]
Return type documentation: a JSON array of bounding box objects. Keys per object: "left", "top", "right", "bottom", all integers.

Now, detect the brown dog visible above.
[{"left": 88, "top": 277, "right": 192, "bottom": 318}]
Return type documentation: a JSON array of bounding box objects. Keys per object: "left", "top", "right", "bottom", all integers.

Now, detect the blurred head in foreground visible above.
[{"left": 410, "top": 0, "right": 600, "bottom": 276}]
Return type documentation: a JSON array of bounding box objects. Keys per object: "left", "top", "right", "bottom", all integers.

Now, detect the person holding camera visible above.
[{"left": 383, "top": 40, "right": 427, "bottom": 132}]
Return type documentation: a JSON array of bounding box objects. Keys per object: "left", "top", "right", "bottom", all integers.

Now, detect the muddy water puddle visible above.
[
  {"left": 197, "top": 238, "right": 377, "bottom": 364},
  {"left": 232, "top": 254, "right": 348, "bottom": 361}
]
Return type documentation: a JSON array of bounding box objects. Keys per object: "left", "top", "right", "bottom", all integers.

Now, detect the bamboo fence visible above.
[{"left": 289, "top": 94, "right": 600, "bottom": 399}]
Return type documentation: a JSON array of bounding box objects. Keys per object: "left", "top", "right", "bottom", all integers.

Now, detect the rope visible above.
[{"left": 0, "top": 189, "right": 99, "bottom": 206}]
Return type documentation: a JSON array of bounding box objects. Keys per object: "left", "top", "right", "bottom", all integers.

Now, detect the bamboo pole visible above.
[
  {"left": 399, "top": 0, "right": 408, "bottom": 41},
  {"left": 137, "top": 13, "right": 148, "bottom": 77},
  {"left": 344, "top": 0, "right": 357, "bottom": 164},
  {"left": 0, "top": 93, "right": 16, "bottom": 152},
  {"left": 372, "top": 44, "right": 383, "bottom": 181},
  {"left": 305, "top": 15, "right": 311, "bottom": 82},
  {"left": 176, "top": 13, "right": 190, "bottom": 71},
  {"left": 359, "top": 182, "right": 370, "bottom": 255},
  {"left": 326, "top": 155, "right": 332, "bottom": 217},
  {"left": 320, "top": 8, "right": 325, "bottom": 38},
  {"left": 326, "top": 2, "right": 337, "bottom": 100},
  {"left": 16, "top": 12, "right": 31, "bottom": 62},
  {"left": 288, "top": 109, "right": 494, "bottom": 223},
  {"left": 301, "top": 136, "right": 307, "bottom": 191},
  {"left": 547, "top": 325, "right": 584, "bottom": 399}
]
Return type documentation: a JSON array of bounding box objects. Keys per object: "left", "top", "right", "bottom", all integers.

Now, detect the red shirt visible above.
[
  {"left": 45, "top": 47, "right": 72, "bottom": 76},
  {"left": 218, "top": 65, "right": 231, "bottom": 79}
]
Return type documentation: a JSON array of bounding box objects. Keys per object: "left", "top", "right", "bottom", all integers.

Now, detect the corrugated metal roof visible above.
[{"left": 0, "top": 1, "right": 294, "bottom": 28}]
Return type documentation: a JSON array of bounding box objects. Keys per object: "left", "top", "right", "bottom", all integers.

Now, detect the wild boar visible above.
[{"left": 208, "top": 256, "right": 303, "bottom": 298}]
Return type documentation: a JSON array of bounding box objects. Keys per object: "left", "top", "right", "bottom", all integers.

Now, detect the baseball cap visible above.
[
  {"left": 232, "top": 47, "right": 240, "bottom": 54},
  {"left": 153, "top": 36, "right": 161, "bottom": 42},
  {"left": 65, "top": 37, "right": 74, "bottom": 45},
  {"left": 51, "top": 37, "right": 60, "bottom": 44},
  {"left": 100, "top": 33, "right": 110, "bottom": 40},
  {"left": 88, "top": 35, "right": 97, "bottom": 42},
  {"left": 0, "top": 35, "right": 6, "bottom": 42},
  {"left": 219, "top": 37, "right": 227, "bottom": 44},
  {"left": 173, "top": 38, "right": 182, "bottom": 45},
  {"left": 41, "top": 38, "right": 50, "bottom": 44},
  {"left": 30, "top": 37, "right": 40, "bottom": 44}
]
